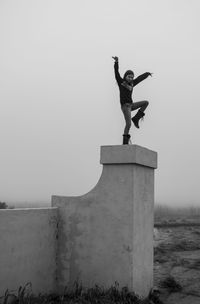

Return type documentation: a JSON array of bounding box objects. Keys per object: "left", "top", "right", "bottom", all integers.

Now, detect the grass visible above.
[
  {"left": 192, "top": 230, "right": 200, "bottom": 235},
  {"left": 154, "top": 237, "right": 200, "bottom": 265},
  {"left": 186, "top": 259, "right": 200, "bottom": 270},
  {"left": 1, "top": 282, "right": 149, "bottom": 304},
  {"left": 154, "top": 238, "right": 200, "bottom": 257},
  {"left": 158, "top": 276, "right": 182, "bottom": 293}
]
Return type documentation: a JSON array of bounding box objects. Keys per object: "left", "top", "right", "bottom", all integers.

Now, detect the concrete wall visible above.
[
  {"left": 52, "top": 145, "right": 157, "bottom": 297},
  {"left": 0, "top": 144, "right": 157, "bottom": 298},
  {"left": 0, "top": 207, "right": 58, "bottom": 296}
]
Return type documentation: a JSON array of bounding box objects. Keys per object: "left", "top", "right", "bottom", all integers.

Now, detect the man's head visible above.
[{"left": 123, "top": 70, "right": 134, "bottom": 83}]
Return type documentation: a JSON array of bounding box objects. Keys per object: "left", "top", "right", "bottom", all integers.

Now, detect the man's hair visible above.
[{"left": 123, "top": 70, "right": 134, "bottom": 79}]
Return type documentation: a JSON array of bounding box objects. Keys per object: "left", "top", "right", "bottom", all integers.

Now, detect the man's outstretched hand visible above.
[
  {"left": 111, "top": 58, "right": 152, "bottom": 76},
  {"left": 112, "top": 56, "right": 118, "bottom": 62}
]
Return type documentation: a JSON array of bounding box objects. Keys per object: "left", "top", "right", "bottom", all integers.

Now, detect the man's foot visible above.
[
  {"left": 123, "top": 134, "right": 131, "bottom": 144},
  {"left": 132, "top": 110, "right": 145, "bottom": 128}
]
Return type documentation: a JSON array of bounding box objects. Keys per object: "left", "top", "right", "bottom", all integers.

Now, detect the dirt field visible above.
[{"left": 154, "top": 224, "right": 200, "bottom": 304}]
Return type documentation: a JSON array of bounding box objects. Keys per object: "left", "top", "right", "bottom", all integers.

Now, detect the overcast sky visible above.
[{"left": 0, "top": 0, "right": 200, "bottom": 206}]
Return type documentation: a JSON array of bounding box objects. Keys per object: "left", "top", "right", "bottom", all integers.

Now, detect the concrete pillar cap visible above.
[{"left": 100, "top": 145, "right": 157, "bottom": 168}]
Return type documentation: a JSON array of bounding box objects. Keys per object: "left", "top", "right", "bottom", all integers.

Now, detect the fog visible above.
[{"left": 1, "top": 0, "right": 200, "bottom": 207}]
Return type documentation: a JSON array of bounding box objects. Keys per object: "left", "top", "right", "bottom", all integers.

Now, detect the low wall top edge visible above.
[
  {"left": 0, "top": 207, "right": 58, "bottom": 212},
  {"left": 100, "top": 145, "right": 157, "bottom": 168}
]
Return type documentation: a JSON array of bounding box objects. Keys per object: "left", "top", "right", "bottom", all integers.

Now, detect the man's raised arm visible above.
[
  {"left": 133, "top": 72, "right": 152, "bottom": 87},
  {"left": 112, "top": 56, "right": 123, "bottom": 85}
]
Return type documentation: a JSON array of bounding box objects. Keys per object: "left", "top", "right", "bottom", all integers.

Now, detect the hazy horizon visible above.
[
  {"left": 3, "top": 199, "right": 200, "bottom": 209},
  {"left": 1, "top": 0, "right": 200, "bottom": 207}
]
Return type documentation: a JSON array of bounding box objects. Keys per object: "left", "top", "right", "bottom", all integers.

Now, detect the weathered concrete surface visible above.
[
  {"left": 0, "top": 208, "right": 58, "bottom": 296},
  {"left": 52, "top": 145, "right": 157, "bottom": 297},
  {"left": 101, "top": 145, "right": 157, "bottom": 168}
]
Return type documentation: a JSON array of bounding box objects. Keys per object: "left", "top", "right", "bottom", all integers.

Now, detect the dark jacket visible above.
[{"left": 114, "top": 61, "right": 149, "bottom": 106}]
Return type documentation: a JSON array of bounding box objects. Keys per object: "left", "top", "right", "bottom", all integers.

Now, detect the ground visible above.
[{"left": 154, "top": 216, "right": 200, "bottom": 304}]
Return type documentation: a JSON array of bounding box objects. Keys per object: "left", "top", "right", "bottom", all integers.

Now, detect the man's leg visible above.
[
  {"left": 121, "top": 104, "right": 132, "bottom": 135},
  {"left": 131, "top": 100, "right": 149, "bottom": 112},
  {"left": 121, "top": 104, "right": 132, "bottom": 144},
  {"left": 131, "top": 100, "right": 149, "bottom": 129}
]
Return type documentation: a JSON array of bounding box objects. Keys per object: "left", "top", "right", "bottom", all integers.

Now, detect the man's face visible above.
[{"left": 125, "top": 74, "right": 134, "bottom": 83}]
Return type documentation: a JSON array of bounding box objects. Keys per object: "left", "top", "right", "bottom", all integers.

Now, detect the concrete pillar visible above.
[{"left": 52, "top": 145, "right": 157, "bottom": 297}]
